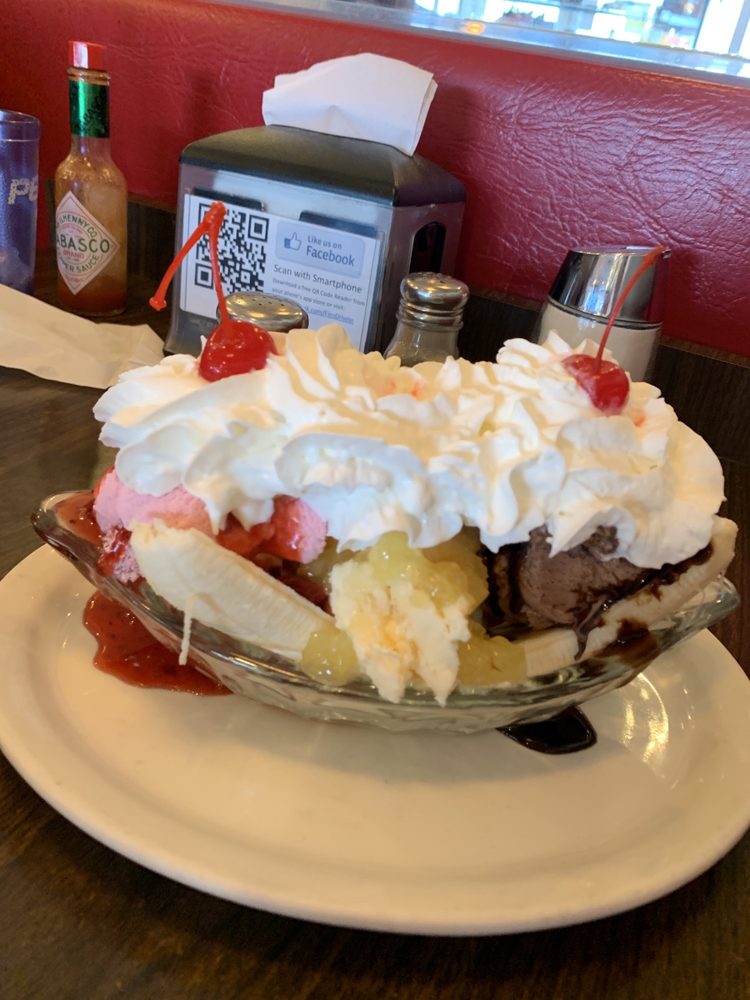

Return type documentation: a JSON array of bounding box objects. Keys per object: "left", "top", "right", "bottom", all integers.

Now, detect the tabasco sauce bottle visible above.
[{"left": 54, "top": 40, "right": 127, "bottom": 316}]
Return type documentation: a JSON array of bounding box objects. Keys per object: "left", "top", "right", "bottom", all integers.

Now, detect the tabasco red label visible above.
[{"left": 55, "top": 190, "right": 119, "bottom": 294}]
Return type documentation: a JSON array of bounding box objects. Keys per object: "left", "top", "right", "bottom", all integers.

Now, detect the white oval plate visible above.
[{"left": 1, "top": 546, "right": 749, "bottom": 936}]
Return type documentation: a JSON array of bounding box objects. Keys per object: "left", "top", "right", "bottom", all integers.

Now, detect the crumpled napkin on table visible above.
[
  {"left": 0, "top": 284, "right": 164, "bottom": 389},
  {"left": 262, "top": 53, "right": 437, "bottom": 156}
]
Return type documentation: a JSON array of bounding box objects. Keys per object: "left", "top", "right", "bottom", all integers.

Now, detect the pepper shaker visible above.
[
  {"left": 533, "top": 246, "right": 670, "bottom": 381},
  {"left": 384, "top": 272, "right": 469, "bottom": 366}
]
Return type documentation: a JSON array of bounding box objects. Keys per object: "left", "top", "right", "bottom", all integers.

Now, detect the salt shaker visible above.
[
  {"left": 533, "top": 246, "right": 670, "bottom": 381},
  {"left": 383, "top": 272, "right": 469, "bottom": 366},
  {"left": 220, "top": 291, "right": 309, "bottom": 332}
]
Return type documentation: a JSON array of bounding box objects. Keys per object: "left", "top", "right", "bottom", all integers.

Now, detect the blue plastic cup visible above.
[{"left": 0, "top": 110, "right": 40, "bottom": 294}]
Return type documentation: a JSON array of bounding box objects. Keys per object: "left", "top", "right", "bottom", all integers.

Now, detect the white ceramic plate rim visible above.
[{"left": 0, "top": 546, "right": 749, "bottom": 936}]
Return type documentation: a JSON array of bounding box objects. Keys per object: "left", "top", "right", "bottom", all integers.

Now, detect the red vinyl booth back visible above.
[{"left": 2, "top": 0, "right": 749, "bottom": 354}]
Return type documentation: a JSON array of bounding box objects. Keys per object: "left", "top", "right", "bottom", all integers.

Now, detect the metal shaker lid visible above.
[
  {"left": 220, "top": 291, "right": 309, "bottom": 332},
  {"left": 397, "top": 272, "right": 470, "bottom": 328},
  {"left": 548, "top": 246, "right": 670, "bottom": 327}
]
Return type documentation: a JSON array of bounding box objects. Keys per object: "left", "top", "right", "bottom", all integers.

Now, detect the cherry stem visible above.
[
  {"left": 595, "top": 244, "right": 666, "bottom": 368},
  {"left": 149, "top": 202, "right": 228, "bottom": 314}
]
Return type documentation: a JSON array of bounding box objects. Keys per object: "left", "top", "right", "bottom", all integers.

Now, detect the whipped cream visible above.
[{"left": 94, "top": 328, "right": 724, "bottom": 569}]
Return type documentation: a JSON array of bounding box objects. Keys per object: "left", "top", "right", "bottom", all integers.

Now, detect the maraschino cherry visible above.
[
  {"left": 562, "top": 245, "right": 665, "bottom": 414},
  {"left": 150, "top": 202, "right": 276, "bottom": 381}
]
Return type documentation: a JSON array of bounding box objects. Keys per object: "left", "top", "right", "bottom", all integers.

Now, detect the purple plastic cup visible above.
[{"left": 0, "top": 110, "right": 40, "bottom": 294}]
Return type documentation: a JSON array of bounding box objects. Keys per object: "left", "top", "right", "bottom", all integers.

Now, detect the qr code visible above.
[{"left": 193, "top": 200, "right": 268, "bottom": 294}]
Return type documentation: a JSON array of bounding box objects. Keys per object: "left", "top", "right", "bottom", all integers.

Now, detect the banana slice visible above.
[
  {"left": 130, "top": 520, "right": 330, "bottom": 661},
  {"left": 517, "top": 628, "right": 578, "bottom": 678},
  {"left": 581, "top": 516, "right": 737, "bottom": 658},
  {"left": 130, "top": 515, "right": 737, "bottom": 695}
]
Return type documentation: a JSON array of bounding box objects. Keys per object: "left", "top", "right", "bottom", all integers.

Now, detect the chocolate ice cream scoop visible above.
[{"left": 493, "top": 527, "right": 656, "bottom": 632}]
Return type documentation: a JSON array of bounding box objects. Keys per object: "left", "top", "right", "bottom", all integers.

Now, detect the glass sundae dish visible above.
[{"left": 33, "top": 490, "right": 738, "bottom": 733}]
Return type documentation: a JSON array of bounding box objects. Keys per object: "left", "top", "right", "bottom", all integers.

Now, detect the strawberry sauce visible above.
[
  {"left": 55, "top": 490, "right": 100, "bottom": 543},
  {"left": 83, "top": 591, "right": 230, "bottom": 695}
]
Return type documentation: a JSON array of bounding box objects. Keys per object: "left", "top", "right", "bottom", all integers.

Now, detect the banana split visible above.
[{"left": 89, "top": 324, "right": 736, "bottom": 704}]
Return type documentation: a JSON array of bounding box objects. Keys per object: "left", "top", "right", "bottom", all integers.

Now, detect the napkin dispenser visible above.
[{"left": 165, "top": 125, "right": 465, "bottom": 355}]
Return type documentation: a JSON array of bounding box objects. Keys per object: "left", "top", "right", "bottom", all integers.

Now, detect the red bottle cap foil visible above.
[{"left": 68, "top": 40, "right": 107, "bottom": 70}]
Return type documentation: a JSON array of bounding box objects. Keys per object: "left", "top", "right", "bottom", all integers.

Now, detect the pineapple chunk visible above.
[{"left": 299, "top": 531, "right": 526, "bottom": 701}]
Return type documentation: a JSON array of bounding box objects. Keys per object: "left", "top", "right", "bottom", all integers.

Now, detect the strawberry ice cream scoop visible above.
[
  {"left": 93, "top": 468, "right": 328, "bottom": 584},
  {"left": 94, "top": 469, "right": 213, "bottom": 536},
  {"left": 93, "top": 469, "right": 213, "bottom": 583}
]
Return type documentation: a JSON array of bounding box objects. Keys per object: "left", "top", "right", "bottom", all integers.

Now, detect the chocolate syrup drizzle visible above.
[{"left": 498, "top": 707, "right": 598, "bottom": 754}]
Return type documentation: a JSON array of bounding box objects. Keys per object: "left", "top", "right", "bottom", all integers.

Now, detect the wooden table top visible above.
[{"left": 0, "top": 256, "right": 748, "bottom": 1000}]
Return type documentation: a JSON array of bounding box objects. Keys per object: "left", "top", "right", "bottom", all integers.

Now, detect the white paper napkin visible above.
[
  {"left": 0, "top": 284, "right": 165, "bottom": 389},
  {"left": 262, "top": 53, "right": 437, "bottom": 156}
]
